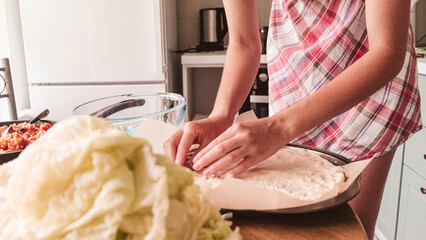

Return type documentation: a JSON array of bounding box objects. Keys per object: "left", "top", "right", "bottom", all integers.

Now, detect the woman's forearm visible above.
[
  {"left": 272, "top": 49, "right": 408, "bottom": 141},
  {"left": 210, "top": 42, "right": 262, "bottom": 120},
  {"left": 209, "top": 0, "right": 262, "bottom": 122}
]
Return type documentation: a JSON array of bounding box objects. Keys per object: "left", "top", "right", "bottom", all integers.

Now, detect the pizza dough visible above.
[{"left": 195, "top": 148, "right": 346, "bottom": 201}]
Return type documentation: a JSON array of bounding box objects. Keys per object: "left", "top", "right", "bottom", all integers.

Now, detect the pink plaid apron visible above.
[{"left": 267, "top": 0, "right": 422, "bottom": 160}]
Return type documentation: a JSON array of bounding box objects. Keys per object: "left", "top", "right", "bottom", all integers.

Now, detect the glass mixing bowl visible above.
[{"left": 73, "top": 93, "right": 186, "bottom": 136}]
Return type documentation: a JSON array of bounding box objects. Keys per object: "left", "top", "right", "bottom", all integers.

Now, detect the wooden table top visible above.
[{"left": 231, "top": 203, "right": 367, "bottom": 240}]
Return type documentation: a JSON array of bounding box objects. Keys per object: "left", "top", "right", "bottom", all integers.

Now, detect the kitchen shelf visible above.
[{"left": 181, "top": 50, "right": 267, "bottom": 66}]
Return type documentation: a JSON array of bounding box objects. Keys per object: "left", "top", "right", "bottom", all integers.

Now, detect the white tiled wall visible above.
[{"left": 176, "top": 0, "right": 273, "bottom": 50}]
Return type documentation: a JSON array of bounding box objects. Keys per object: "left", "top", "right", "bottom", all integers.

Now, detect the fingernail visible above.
[
  {"left": 203, "top": 169, "right": 211, "bottom": 176},
  {"left": 193, "top": 162, "right": 200, "bottom": 170},
  {"left": 222, "top": 173, "right": 234, "bottom": 179}
]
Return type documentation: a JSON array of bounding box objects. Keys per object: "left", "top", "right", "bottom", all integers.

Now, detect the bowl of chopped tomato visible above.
[{"left": 0, "top": 120, "right": 54, "bottom": 164}]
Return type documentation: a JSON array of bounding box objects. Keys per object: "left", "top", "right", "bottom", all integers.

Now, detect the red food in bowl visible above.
[{"left": 0, "top": 122, "right": 51, "bottom": 153}]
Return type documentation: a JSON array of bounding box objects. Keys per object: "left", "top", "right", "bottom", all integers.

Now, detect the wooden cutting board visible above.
[{"left": 232, "top": 203, "right": 367, "bottom": 240}]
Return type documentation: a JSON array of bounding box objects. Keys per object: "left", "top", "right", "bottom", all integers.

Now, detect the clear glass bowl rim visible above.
[{"left": 72, "top": 93, "right": 186, "bottom": 124}]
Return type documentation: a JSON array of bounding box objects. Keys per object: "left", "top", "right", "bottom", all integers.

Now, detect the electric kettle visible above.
[{"left": 198, "top": 8, "right": 228, "bottom": 51}]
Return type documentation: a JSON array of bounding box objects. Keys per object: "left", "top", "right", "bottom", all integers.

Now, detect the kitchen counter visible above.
[
  {"left": 233, "top": 203, "right": 367, "bottom": 240},
  {"left": 181, "top": 52, "right": 425, "bottom": 74},
  {"left": 181, "top": 50, "right": 267, "bottom": 66}
]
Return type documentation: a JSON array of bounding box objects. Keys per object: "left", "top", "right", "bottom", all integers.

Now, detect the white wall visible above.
[
  {"left": 0, "top": 0, "right": 10, "bottom": 120},
  {"left": 0, "top": 1, "right": 10, "bottom": 57},
  {"left": 0, "top": 0, "right": 30, "bottom": 121}
]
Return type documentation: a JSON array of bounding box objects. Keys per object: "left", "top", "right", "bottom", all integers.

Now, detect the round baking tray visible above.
[
  {"left": 225, "top": 143, "right": 361, "bottom": 215},
  {"left": 0, "top": 120, "right": 54, "bottom": 165}
]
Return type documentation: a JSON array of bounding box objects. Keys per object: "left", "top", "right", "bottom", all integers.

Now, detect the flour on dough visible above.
[{"left": 195, "top": 148, "right": 346, "bottom": 201}]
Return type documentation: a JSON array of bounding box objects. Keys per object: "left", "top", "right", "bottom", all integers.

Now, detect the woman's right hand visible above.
[{"left": 163, "top": 115, "right": 233, "bottom": 166}]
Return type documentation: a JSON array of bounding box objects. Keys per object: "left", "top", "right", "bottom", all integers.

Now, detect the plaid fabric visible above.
[{"left": 267, "top": 0, "right": 422, "bottom": 161}]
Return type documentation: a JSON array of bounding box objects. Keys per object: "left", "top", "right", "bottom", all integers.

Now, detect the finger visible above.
[
  {"left": 202, "top": 147, "right": 246, "bottom": 177},
  {"left": 222, "top": 155, "right": 262, "bottom": 177},
  {"left": 175, "top": 130, "right": 198, "bottom": 166},
  {"left": 187, "top": 142, "right": 206, "bottom": 168},
  {"left": 163, "top": 129, "right": 183, "bottom": 162},
  {"left": 184, "top": 144, "right": 202, "bottom": 169},
  {"left": 192, "top": 137, "right": 241, "bottom": 171},
  {"left": 193, "top": 127, "right": 234, "bottom": 163}
]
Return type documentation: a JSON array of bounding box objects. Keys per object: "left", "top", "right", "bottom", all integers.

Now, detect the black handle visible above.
[
  {"left": 29, "top": 109, "right": 49, "bottom": 124},
  {"left": 90, "top": 99, "right": 145, "bottom": 118},
  {"left": 217, "top": 8, "right": 228, "bottom": 42}
]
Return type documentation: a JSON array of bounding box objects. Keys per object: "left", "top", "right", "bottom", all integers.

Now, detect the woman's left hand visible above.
[{"left": 191, "top": 116, "right": 289, "bottom": 177}]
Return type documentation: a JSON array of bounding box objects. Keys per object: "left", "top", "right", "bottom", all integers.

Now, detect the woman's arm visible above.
[
  {"left": 192, "top": 0, "right": 411, "bottom": 177},
  {"left": 163, "top": 0, "right": 261, "bottom": 165},
  {"left": 210, "top": 0, "right": 262, "bottom": 120},
  {"left": 272, "top": 0, "right": 411, "bottom": 141}
]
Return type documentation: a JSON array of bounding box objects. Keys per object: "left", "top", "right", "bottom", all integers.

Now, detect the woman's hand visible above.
[
  {"left": 191, "top": 116, "right": 289, "bottom": 177},
  {"left": 165, "top": 0, "right": 263, "bottom": 172},
  {"left": 163, "top": 115, "right": 234, "bottom": 166}
]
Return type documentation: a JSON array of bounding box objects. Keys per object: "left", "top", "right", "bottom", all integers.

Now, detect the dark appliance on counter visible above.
[
  {"left": 239, "top": 65, "right": 269, "bottom": 118},
  {"left": 197, "top": 8, "right": 228, "bottom": 52},
  {"left": 260, "top": 26, "right": 268, "bottom": 54}
]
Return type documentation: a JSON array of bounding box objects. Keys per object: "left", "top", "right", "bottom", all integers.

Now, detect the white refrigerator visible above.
[{"left": 18, "top": 0, "right": 178, "bottom": 121}]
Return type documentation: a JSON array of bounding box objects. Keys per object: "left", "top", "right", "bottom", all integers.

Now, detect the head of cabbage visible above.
[{"left": 0, "top": 116, "right": 241, "bottom": 240}]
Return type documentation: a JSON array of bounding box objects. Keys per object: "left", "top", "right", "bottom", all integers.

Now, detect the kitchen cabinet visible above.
[
  {"left": 396, "top": 73, "right": 426, "bottom": 240},
  {"left": 418, "top": 72, "right": 426, "bottom": 127},
  {"left": 404, "top": 124, "right": 426, "bottom": 182},
  {"left": 396, "top": 166, "right": 426, "bottom": 240},
  {"left": 376, "top": 146, "right": 404, "bottom": 240},
  {"left": 376, "top": 72, "right": 426, "bottom": 240}
]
